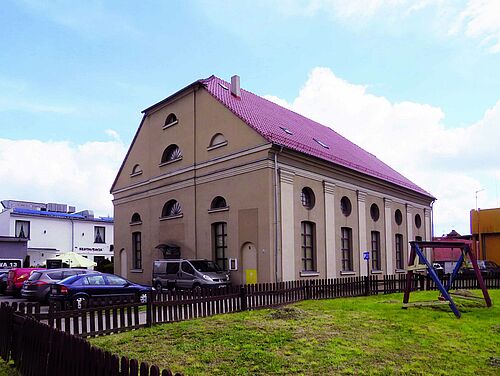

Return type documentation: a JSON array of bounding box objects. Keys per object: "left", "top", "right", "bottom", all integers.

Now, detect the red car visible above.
[{"left": 6, "top": 268, "right": 44, "bottom": 296}]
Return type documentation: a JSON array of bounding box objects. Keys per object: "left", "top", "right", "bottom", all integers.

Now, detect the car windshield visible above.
[
  {"left": 190, "top": 260, "right": 221, "bottom": 272},
  {"left": 28, "top": 271, "right": 43, "bottom": 281}
]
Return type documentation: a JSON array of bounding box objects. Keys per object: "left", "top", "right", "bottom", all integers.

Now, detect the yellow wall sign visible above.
[{"left": 245, "top": 269, "right": 257, "bottom": 284}]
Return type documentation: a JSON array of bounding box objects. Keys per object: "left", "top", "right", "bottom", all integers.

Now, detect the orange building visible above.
[{"left": 470, "top": 207, "right": 500, "bottom": 264}]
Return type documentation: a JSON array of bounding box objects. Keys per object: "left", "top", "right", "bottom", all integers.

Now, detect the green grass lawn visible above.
[
  {"left": 0, "top": 360, "right": 18, "bottom": 376},
  {"left": 91, "top": 290, "right": 500, "bottom": 375}
]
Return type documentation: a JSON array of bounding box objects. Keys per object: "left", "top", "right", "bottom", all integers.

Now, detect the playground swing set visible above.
[{"left": 402, "top": 240, "right": 492, "bottom": 318}]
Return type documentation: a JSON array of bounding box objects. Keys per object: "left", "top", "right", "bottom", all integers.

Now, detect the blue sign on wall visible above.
[{"left": 363, "top": 252, "right": 370, "bottom": 260}]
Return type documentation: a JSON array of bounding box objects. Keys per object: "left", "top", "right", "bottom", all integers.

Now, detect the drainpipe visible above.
[
  {"left": 71, "top": 219, "right": 74, "bottom": 252},
  {"left": 273, "top": 147, "right": 283, "bottom": 282}
]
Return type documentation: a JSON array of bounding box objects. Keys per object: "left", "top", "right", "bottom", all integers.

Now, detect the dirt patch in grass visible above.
[{"left": 267, "top": 306, "right": 307, "bottom": 320}]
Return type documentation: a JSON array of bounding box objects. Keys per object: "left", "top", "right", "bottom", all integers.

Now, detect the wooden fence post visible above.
[
  {"left": 364, "top": 276, "right": 370, "bottom": 296},
  {"left": 240, "top": 286, "right": 247, "bottom": 311},
  {"left": 146, "top": 292, "right": 152, "bottom": 327}
]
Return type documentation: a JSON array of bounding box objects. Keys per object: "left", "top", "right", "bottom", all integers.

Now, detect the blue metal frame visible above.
[{"left": 412, "top": 243, "right": 461, "bottom": 318}]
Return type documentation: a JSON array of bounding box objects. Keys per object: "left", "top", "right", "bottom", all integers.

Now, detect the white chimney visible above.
[{"left": 231, "top": 75, "right": 241, "bottom": 98}]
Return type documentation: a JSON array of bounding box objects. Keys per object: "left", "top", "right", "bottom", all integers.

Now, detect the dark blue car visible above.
[{"left": 50, "top": 273, "right": 153, "bottom": 309}]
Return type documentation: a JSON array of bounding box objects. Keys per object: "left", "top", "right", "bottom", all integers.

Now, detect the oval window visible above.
[
  {"left": 370, "top": 204, "right": 380, "bottom": 222},
  {"left": 340, "top": 196, "right": 352, "bottom": 217},
  {"left": 395, "top": 209, "right": 403, "bottom": 225}
]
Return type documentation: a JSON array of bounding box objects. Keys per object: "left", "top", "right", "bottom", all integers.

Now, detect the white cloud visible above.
[
  {"left": 270, "top": 0, "right": 500, "bottom": 53},
  {"left": 266, "top": 67, "right": 500, "bottom": 234},
  {"left": 0, "top": 132, "right": 126, "bottom": 217}
]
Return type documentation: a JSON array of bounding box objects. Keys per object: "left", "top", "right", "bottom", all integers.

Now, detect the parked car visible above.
[
  {"left": 0, "top": 271, "right": 8, "bottom": 294},
  {"left": 5, "top": 268, "right": 45, "bottom": 296},
  {"left": 152, "top": 259, "right": 231, "bottom": 291},
  {"left": 21, "top": 268, "right": 95, "bottom": 302},
  {"left": 460, "top": 260, "right": 500, "bottom": 276},
  {"left": 49, "top": 273, "right": 153, "bottom": 309},
  {"left": 432, "top": 262, "right": 445, "bottom": 277}
]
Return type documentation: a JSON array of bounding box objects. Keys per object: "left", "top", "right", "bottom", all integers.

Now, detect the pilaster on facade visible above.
[
  {"left": 279, "top": 169, "right": 295, "bottom": 281},
  {"left": 424, "top": 207, "right": 432, "bottom": 260},
  {"left": 323, "top": 181, "right": 337, "bottom": 278},
  {"left": 357, "top": 190, "right": 368, "bottom": 276},
  {"left": 384, "top": 198, "right": 394, "bottom": 275},
  {"left": 406, "top": 203, "right": 413, "bottom": 243}
]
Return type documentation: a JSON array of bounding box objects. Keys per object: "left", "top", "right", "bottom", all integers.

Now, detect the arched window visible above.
[
  {"left": 208, "top": 133, "right": 227, "bottom": 148},
  {"left": 164, "top": 113, "right": 178, "bottom": 128},
  {"left": 161, "top": 200, "right": 182, "bottom": 218},
  {"left": 340, "top": 196, "right": 352, "bottom": 217},
  {"left": 131, "top": 213, "right": 142, "bottom": 224},
  {"left": 301, "top": 187, "right": 315, "bottom": 210},
  {"left": 131, "top": 164, "right": 142, "bottom": 175},
  {"left": 370, "top": 203, "right": 380, "bottom": 222},
  {"left": 161, "top": 144, "right": 182, "bottom": 164},
  {"left": 210, "top": 196, "right": 228, "bottom": 210}
]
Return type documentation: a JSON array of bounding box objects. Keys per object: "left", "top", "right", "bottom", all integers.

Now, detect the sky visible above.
[{"left": 1, "top": 0, "right": 499, "bottom": 235}]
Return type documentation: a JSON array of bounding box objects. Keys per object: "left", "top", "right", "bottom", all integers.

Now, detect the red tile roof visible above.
[{"left": 200, "top": 75, "right": 433, "bottom": 197}]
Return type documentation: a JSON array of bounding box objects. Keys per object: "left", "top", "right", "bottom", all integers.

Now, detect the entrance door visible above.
[
  {"left": 120, "top": 249, "right": 127, "bottom": 279},
  {"left": 241, "top": 242, "right": 257, "bottom": 284}
]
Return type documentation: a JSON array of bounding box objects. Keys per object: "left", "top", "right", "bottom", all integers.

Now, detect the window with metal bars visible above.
[
  {"left": 301, "top": 221, "right": 316, "bottom": 271},
  {"left": 395, "top": 233, "right": 404, "bottom": 269},
  {"left": 212, "top": 222, "right": 228, "bottom": 270},
  {"left": 371, "top": 231, "right": 381, "bottom": 271},
  {"left": 132, "top": 232, "right": 142, "bottom": 270},
  {"left": 341, "top": 227, "right": 353, "bottom": 272}
]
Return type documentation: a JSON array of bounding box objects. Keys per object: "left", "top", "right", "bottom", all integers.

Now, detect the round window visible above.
[
  {"left": 395, "top": 209, "right": 403, "bottom": 225},
  {"left": 340, "top": 196, "right": 352, "bottom": 217},
  {"left": 415, "top": 214, "right": 422, "bottom": 229},
  {"left": 301, "top": 187, "right": 315, "bottom": 210},
  {"left": 370, "top": 203, "right": 380, "bottom": 222}
]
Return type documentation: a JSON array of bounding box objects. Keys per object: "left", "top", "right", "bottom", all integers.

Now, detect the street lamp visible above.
[{"left": 475, "top": 188, "right": 484, "bottom": 210}]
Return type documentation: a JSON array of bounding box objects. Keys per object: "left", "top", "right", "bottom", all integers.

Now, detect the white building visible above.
[{"left": 0, "top": 200, "right": 113, "bottom": 267}]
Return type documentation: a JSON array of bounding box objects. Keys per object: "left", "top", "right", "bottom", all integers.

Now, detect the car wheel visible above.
[
  {"left": 138, "top": 292, "right": 148, "bottom": 304},
  {"left": 154, "top": 282, "right": 163, "bottom": 293},
  {"left": 73, "top": 296, "right": 88, "bottom": 310}
]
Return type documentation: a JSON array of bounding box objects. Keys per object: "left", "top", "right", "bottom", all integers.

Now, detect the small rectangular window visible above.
[
  {"left": 94, "top": 226, "right": 105, "bottom": 243},
  {"left": 132, "top": 232, "right": 142, "bottom": 270},
  {"left": 341, "top": 227, "right": 353, "bottom": 272},
  {"left": 15, "top": 220, "right": 30, "bottom": 239}
]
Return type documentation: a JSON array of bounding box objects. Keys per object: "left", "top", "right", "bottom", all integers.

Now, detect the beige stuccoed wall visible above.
[
  {"left": 391, "top": 201, "right": 408, "bottom": 272},
  {"left": 113, "top": 84, "right": 435, "bottom": 285},
  {"left": 292, "top": 175, "right": 326, "bottom": 279},
  {"left": 365, "top": 195, "right": 386, "bottom": 274},
  {"left": 113, "top": 86, "right": 275, "bottom": 285},
  {"left": 335, "top": 186, "right": 360, "bottom": 276}
]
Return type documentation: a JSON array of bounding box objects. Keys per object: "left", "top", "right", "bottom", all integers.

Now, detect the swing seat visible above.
[
  {"left": 407, "top": 263, "right": 427, "bottom": 272},
  {"left": 403, "top": 300, "right": 449, "bottom": 308}
]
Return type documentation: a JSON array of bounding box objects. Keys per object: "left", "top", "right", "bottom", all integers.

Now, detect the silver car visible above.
[
  {"left": 152, "top": 259, "right": 231, "bottom": 291},
  {"left": 21, "top": 268, "right": 95, "bottom": 301}
]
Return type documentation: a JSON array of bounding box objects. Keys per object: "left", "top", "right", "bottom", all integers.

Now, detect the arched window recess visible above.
[
  {"left": 160, "top": 200, "right": 183, "bottom": 220},
  {"left": 163, "top": 113, "right": 178, "bottom": 129},
  {"left": 209, "top": 196, "right": 229, "bottom": 213},
  {"left": 207, "top": 133, "right": 228, "bottom": 150},
  {"left": 160, "top": 144, "right": 182, "bottom": 165}
]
